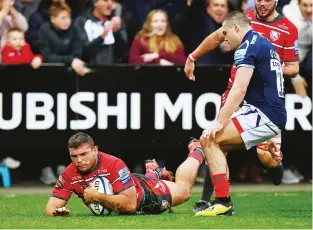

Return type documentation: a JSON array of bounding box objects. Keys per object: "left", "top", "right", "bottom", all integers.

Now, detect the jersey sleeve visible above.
[
  {"left": 51, "top": 173, "right": 73, "bottom": 201},
  {"left": 283, "top": 23, "right": 299, "bottom": 62},
  {"left": 109, "top": 158, "right": 134, "bottom": 194},
  {"left": 234, "top": 35, "right": 259, "bottom": 69}
]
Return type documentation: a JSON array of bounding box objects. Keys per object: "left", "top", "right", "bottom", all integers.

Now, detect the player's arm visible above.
[
  {"left": 184, "top": 28, "right": 225, "bottom": 80},
  {"left": 191, "top": 27, "right": 226, "bottom": 59},
  {"left": 45, "top": 196, "right": 70, "bottom": 216},
  {"left": 283, "top": 61, "right": 299, "bottom": 78},
  {"left": 217, "top": 67, "right": 253, "bottom": 124},
  {"left": 83, "top": 185, "right": 137, "bottom": 213}
]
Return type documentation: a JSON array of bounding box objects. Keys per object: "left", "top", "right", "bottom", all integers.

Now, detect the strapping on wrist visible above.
[
  {"left": 291, "top": 74, "right": 302, "bottom": 83},
  {"left": 187, "top": 53, "right": 197, "bottom": 62}
]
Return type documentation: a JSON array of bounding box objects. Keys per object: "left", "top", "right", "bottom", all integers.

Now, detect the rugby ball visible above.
[{"left": 88, "top": 176, "right": 113, "bottom": 216}]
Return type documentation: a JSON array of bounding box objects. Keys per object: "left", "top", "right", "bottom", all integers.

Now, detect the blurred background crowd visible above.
[{"left": 0, "top": 0, "right": 311, "bottom": 186}]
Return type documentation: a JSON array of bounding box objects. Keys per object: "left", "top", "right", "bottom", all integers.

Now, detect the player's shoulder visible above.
[
  {"left": 243, "top": 30, "right": 264, "bottom": 47},
  {"left": 271, "top": 14, "right": 298, "bottom": 33},
  {"left": 244, "top": 9, "right": 255, "bottom": 19},
  {"left": 61, "top": 163, "right": 78, "bottom": 180},
  {"left": 99, "top": 151, "right": 125, "bottom": 166}
]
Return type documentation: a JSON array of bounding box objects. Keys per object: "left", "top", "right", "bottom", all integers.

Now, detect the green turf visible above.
[{"left": 0, "top": 191, "right": 311, "bottom": 229}]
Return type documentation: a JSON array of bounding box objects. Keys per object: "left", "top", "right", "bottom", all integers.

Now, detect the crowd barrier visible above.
[{"left": 0, "top": 65, "right": 311, "bottom": 176}]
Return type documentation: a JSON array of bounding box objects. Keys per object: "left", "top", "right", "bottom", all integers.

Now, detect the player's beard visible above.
[{"left": 256, "top": 4, "right": 276, "bottom": 20}]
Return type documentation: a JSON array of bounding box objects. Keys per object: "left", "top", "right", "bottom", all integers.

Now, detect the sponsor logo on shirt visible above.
[
  {"left": 270, "top": 30, "right": 281, "bottom": 41},
  {"left": 118, "top": 167, "right": 131, "bottom": 184},
  {"left": 277, "top": 23, "right": 289, "bottom": 30}
]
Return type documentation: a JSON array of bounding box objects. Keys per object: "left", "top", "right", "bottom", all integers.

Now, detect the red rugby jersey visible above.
[
  {"left": 52, "top": 152, "right": 144, "bottom": 208},
  {"left": 226, "top": 9, "right": 299, "bottom": 89}
]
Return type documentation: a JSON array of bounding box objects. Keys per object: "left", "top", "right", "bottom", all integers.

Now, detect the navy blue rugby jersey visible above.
[{"left": 234, "top": 30, "right": 287, "bottom": 129}]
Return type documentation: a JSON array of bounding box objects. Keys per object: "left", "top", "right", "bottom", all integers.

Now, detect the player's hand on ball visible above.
[
  {"left": 184, "top": 59, "right": 195, "bottom": 81},
  {"left": 83, "top": 184, "right": 99, "bottom": 204},
  {"left": 52, "top": 207, "right": 70, "bottom": 216}
]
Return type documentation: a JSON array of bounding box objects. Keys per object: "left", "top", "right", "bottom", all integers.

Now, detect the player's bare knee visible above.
[{"left": 181, "top": 189, "right": 191, "bottom": 202}]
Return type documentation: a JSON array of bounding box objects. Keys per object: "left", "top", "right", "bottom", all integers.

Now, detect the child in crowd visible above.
[{"left": 1, "top": 28, "right": 42, "bottom": 69}]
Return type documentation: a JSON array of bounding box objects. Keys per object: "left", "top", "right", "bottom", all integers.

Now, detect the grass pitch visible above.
[{"left": 0, "top": 190, "right": 311, "bottom": 229}]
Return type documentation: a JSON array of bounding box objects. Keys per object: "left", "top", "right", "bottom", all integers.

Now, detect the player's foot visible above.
[
  {"left": 161, "top": 167, "right": 174, "bottom": 182},
  {"left": 194, "top": 199, "right": 235, "bottom": 217},
  {"left": 188, "top": 137, "right": 202, "bottom": 152},
  {"left": 268, "top": 151, "right": 284, "bottom": 186},
  {"left": 145, "top": 159, "right": 174, "bottom": 181},
  {"left": 145, "top": 159, "right": 160, "bottom": 172},
  {"left": 192, "top": 200, "right": 211, "bottom": 213}
]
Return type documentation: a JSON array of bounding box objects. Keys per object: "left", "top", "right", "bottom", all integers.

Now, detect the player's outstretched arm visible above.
[
  {"left": 45, "top": 197, "right": 69, "bottom": 216},
  {"left": 83, "top": 185, "right": 137, "bottom": 213},
  {"left": 184, "top": 28, "right": 225, "bottom": 81}
]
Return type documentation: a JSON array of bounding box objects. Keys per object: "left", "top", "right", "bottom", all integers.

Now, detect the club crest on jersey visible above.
[{"left": 270, "top": 30, "right": 280, "bottom": 41}]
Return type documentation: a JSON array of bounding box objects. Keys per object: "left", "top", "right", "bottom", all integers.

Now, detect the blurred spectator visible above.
[
  {"left": 186, "top": 0, "right": 233, "bottom": 65},
  {"left": 0, "top": 0, "right": 28, "bottom": 53},
  {"left": 280, "top": 0, "right": 312, "bottom": 183},
  {"left": 283, "top": 0, "right": 312, "bottom": 83},
  {"left": 1, "top": 27, "right": 42, "bottom": 68},
  {"left": 38, "top": 2, "right": 86, "bottom": 76},
  {"left": 119, "top": 0, "right": 187, "bottom": 47},
  {"left": 129, "top": 9, "right": 186, "bottom": 65},
  {"left": 14, "top": 0, "right": 41, "bottom": 20},
  {"left": 112, "top": 0, "right": 122, "bottom": 16},
  {"left": 26, "top": 0, "right": 64, "bottom": 53},
  {"left": 74, "top": 0, "right": 128, "bottom": 65},
  {"left": 0, "top": 156, "right": 20, "bottom": 169}
]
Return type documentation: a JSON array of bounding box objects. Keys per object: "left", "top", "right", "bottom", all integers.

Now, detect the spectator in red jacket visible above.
[
  {"left": 1, "top": 27, "right": 42, "bottom": 69},
  {"left": 129, "top": 9, "right": 186, "bottom": 65}
]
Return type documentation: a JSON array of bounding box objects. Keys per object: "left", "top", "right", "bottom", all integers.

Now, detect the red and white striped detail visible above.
[
  {"left": 251, "top": 21, "right": 290, "bottom": 34},
  {"left": 232, "top": 117, "right": 244, "bottom": 133},
  {"left": 187, "top": 53, "right": 197, "bottom": 62}
]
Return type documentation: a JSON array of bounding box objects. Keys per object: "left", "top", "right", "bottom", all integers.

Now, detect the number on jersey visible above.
[{"left": 270, "top": 59, "right": 284, "bottom": 98}]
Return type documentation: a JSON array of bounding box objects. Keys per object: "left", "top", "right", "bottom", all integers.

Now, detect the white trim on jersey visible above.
[
  {"left": 70, "top": 173, "right": 111, "bottom": 184},
  {"left": 112, "top": 177, "right": 121, "bottom": 184},
  {"left": 251, "top": 21, "right": 290, "bottom": 35},
  {"left": 272, "top": 43, "right": 295, "bottom": 49},
  {"left": 237, "top": 64, "right": 255, "bottom": 69}
]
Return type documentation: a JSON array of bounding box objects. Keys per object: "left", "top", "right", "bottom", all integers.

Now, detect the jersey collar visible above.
[{"left": 241, "top": 29, "right": 254, "bottom": 45}]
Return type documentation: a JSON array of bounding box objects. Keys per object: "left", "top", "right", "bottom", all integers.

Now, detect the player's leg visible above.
[
  {"left": 195, "top": 104, "right": 281, "bottom": 217},
  {"left": 193, "top": 89, "right": 233, "bottom": 212},
  {"left": 195, "top": 119, "right": 242, "bottom": 217},
  {"left": 163, "top": 142, "right": 204, "bottom": 206},
  {"left": 257, "top": 135, "right": 284, "bottom": 185},
  {"left": 193, "top": 152, "right": 230, "bottom": 213}
]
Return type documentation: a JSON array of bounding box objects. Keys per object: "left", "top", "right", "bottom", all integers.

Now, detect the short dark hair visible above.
[
  {"left": 223, "top": 11, "right": 251, "bottom": 27},
  {"left": 68, "top": 132, "right": 94, "bottom": 149}
]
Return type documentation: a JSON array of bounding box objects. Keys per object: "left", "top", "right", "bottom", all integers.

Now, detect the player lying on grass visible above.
[
  {"left": 45, "top": 132, "right": 205, "bottom": 216},
  {"left": 185, "top": 11, "right": 288, "bottom": 216}
]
